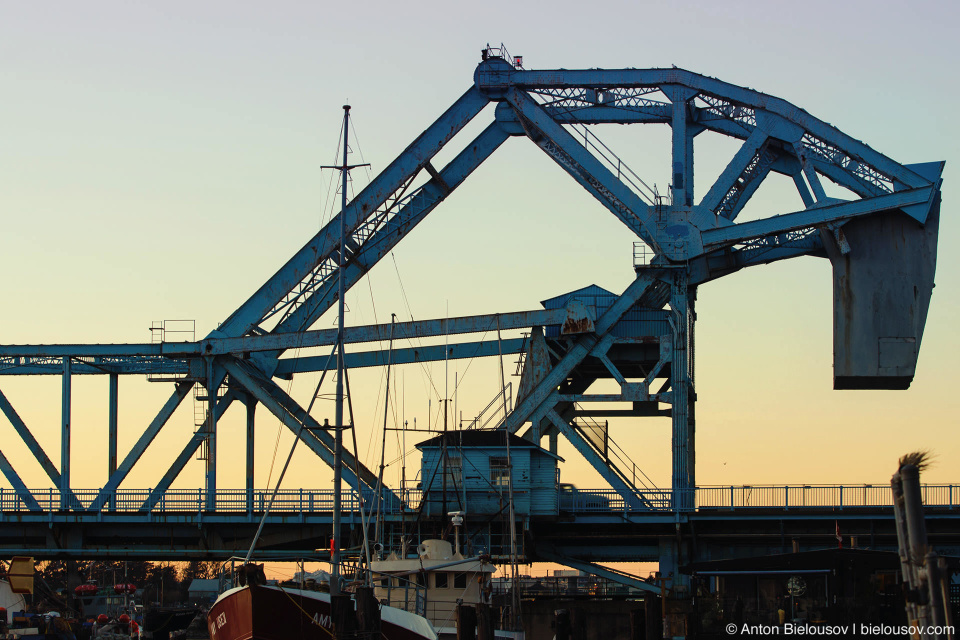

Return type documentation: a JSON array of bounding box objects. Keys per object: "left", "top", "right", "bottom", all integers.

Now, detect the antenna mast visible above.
[{"left": 321, "top": 105, "right": 369, "bottom": 596}]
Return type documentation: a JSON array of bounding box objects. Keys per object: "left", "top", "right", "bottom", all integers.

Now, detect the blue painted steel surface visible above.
[
  {"left": 503, "top": 271, "right": 665, "bottom": 435},
  {"left": 275, "top": 337, "right": 527, "bottom": 377},
  {"left": 206, "top": 308, "right": 563, "bottom": 355},
  {"left": 546, "top": 409, "right": 648, "bottom": 509}
]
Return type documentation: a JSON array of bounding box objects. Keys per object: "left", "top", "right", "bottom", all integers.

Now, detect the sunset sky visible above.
[{"left": 1, "top": 0, "right": 957, "bottom": 511}]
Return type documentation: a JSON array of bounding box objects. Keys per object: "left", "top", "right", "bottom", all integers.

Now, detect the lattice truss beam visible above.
[{"left": 0, "top": 54, "right": 941, "bottom": 512}]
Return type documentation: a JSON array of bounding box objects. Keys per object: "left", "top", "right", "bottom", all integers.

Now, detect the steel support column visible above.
[
  {"left": 665, "top": 86, "right": 698, "bottom": 207},
  {"left": 205, "top": 360, "right": 217, "bottom": 511},
  {"left": 246, "top": 395, "right": 256, "bottom": 512},
  {"left": 670, "top": 273, "right": 695, "bottom": 511},
  {"left": 61, "top": 357, "right": 71, "bottom": 510},
  {"left": 108, "top": 373, "right": 118, "bottom": 510}
]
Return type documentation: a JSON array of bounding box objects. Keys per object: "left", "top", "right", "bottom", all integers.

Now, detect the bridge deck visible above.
[{"left": 1, "top": 484, "right": 956, "bottom": 520}]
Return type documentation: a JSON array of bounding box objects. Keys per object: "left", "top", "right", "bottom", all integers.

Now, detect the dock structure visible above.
[{"left": 0, "top": 45, "right": 947, "bottom": 614}]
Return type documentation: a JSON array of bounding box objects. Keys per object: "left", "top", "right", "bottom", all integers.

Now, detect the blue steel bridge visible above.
[
  {"left": 3, "top": 484, "right": 960, "bottom": 583},
  {"left": 0, "top": 46, "right": 949, "bottom": 596}
]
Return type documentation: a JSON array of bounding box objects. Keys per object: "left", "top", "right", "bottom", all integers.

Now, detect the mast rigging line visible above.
[{"left": 256, "top": 109, "right": 356, "bottom": 520}]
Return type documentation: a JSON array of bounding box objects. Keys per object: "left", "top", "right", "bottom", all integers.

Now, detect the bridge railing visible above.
[
  {"left": 0, "top": 487, "right": 425, "bottom": 514},
  {"left": 0, "top": 484, "right": 956, "bottom": 514},
  {"left": 692, "top": 484, "right": 958, "bottom": 511}
]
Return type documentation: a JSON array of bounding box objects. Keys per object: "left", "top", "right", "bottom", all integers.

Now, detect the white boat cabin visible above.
[{"left": 371, "top": 539, "right": 495, "bottom": 630}]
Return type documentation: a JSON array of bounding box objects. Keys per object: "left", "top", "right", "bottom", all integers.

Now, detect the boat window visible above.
[
  {"left": 434, "top": 572, "right": 448, "bottom": 589},
  {"left": 380, "top": 577, "right": 389, "bottom": 588},
  {"left": 415, "top": 571, "right": 426, "bottom": 587},
  {"left": 454, "top": 573, "right": 467, "bottom": 589},
  {"left": 490, "top": 457, "right": 510, "bottom": 487}
]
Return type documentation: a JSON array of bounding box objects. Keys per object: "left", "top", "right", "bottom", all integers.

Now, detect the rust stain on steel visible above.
[{"left": 562, "top": 317, "right": 594, "bottom": 335}]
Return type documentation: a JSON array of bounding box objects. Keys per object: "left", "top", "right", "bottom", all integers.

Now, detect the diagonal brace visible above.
[
  {"left": 217, "top": 86, "right": 491, "bottom": 338},
  {"left": 88, "top": 381, "right": 195, "bottom": 511},
  {"left": 221, "top": 357, "right": 394, "bottom": 505},
  {"left": 545, "top": 409, "right": 649, "bottom": 509},
  {"left": 701, "top": 186, "right": 935, "bottom": 250},
  {"left": 505, "top": 89, "right": 661, "bottom": 250},
  {"left": 0, "top": 386, "right": 81, "bottom": 508},
  {"left": 139, "top": 389, "right": 239, "bottom": 512},
  {"left": 699, "top": 127, "right": 769, "bottom": 215},
  {"left": 0, "top": 450, "right": 41, "bottom": 511},
  {"left": 269, "top": 122, "right": 512, "bottom": 343}
]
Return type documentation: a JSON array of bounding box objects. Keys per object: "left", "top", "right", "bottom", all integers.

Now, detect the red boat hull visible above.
[{"left": 207, "top": 585, "right": 436, "bottom": 640}]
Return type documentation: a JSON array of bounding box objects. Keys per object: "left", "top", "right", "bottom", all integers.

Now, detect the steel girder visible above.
[{"left": 533, "top": 545, "right": 662, "bottom": 594}]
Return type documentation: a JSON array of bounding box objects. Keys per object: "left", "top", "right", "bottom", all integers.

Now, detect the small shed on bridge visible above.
[{"left": 416, "top": 430, "right": 561, "bottom": 518}]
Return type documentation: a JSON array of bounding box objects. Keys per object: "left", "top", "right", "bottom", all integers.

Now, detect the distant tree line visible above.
[{"left": 34, "top": 561, "right": 220, "bottom": 607}]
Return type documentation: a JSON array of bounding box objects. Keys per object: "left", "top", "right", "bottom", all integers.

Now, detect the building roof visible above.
[
  {"left": 541, "top": 284, "right": 615, "bottom": 310},
  {"left": 415, "top": 431, "right": 563, "bottom": 460}
]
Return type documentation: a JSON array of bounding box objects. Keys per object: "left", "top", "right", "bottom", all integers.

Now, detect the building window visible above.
[
  {"left": 490, "top": 456, "right": 510, "bottom": 487},
  {"left": 454, "top": 573, "right": 467, "bottom": 589},
  {"left": 434, "top": 572, "right": 448, "bottom": 589},
  {"left": 444, "top": 455, "right": 462, "bottom": 489}
]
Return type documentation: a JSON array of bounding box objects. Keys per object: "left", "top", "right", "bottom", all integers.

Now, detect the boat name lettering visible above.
[{"left": 312, "top": 613, "right": 331, "bottom": 628}]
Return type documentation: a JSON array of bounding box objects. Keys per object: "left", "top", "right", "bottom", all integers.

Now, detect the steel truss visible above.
[{"left": 0, "top": 51, "right": 942, "bottom": 569}]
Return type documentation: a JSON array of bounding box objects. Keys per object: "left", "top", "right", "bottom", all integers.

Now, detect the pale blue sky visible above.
[{"left": 1, "top": 0, "right": 957, "bottom": 492}]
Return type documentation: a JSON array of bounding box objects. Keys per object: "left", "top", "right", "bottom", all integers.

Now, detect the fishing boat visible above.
[
  {"left": 371, "top": 539, "right": 527, "bottom": 640},
  {"left": 207, "top": 582, "right": 437, "bottom": 640},
  {"left": 74, "top": 580, "right": 137, "bottom": 620},
  {"left": 0, "top": 578, "right": 26, "bottom": 624},
  {"left": 141, "top": 605, "right": 201, "bottom": 640}
]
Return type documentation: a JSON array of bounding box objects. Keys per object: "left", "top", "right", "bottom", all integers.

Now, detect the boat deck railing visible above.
[{"left": 0, "top": 484, "right": 957, "bottom": 515}]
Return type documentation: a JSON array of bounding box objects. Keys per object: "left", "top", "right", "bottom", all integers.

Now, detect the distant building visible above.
[
  {"left": 685, "top": 548, "right": 960, "bottom": 635},
  {"left": 186, "top": 579, "right": 219, "bottom": 605}
]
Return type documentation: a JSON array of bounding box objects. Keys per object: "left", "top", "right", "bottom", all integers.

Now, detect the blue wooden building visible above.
[{"left": 415, "top": 431, "right": 561, "bottom": 518}]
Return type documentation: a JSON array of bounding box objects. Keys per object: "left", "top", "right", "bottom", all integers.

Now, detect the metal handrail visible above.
[{"left": 1, "top": 484, "right": 957, "bottom": 515}]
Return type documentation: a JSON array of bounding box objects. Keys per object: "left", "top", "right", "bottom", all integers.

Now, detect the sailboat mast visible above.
[{"left": 331, "top": 104, "right": 351, "bottom": 597}]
